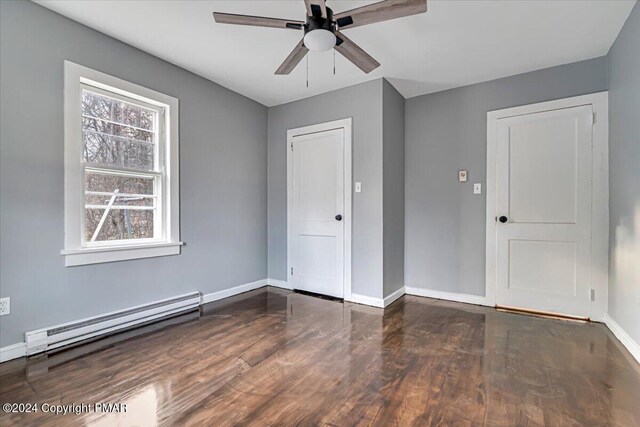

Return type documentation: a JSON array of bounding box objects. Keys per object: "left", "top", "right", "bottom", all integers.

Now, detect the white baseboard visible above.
[
  {"left": 604, "top": 314, "right": 640, "bottom": 364},
  {"left": 383, "top": 286, "right": 405, "bottom": 307},
  {"left": 0, "top": 342, "right": 26, "bottom": 363},
  {"left": 346, "top": 293, "right": 385, "bottom": 308},
  {"left": 405, "top": 286, "right": 490, "bottom": 306},
  {"left": 268, "top": 280, "right": 401, "bottom": 308},
  {"left": 267, "top": 278, "right": 292, "bottom": 290},
  {"left": 345, "top": 287, "right": 406, "bottom": 309},
  {"left": 201, "top": 279, "right": 268, "bottom": 304}
]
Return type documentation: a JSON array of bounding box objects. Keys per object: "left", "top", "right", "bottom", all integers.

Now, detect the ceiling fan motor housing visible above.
[{"left": 305, "top": 6, "right": 335, "bottom": 35}]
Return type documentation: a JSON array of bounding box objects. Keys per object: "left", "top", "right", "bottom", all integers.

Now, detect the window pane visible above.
[
  {"left": 81, "top": 90, "right": 155, "bottom": 131},
  {"left": 83, "top": 132, "right": 154, "bottom": 171},
  {"left": 81, "top": 89, "right": 156, "bottom": 171},
  {"left": 85, "top": 208, "right": 154, "bottom": 242},
  {"left": 85, "top": 172, "right": 154, "bottom": 195},
  {"left": 84, "top": 172, "right": 156, "bottom": 242}
]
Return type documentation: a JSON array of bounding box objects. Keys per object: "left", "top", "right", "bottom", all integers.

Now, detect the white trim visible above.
[
  {"left": 62, "top": 242, "right": 184, "bottom": 266},
  {"left": 346, "top": 293, "right": 385, "bottom": 308},
  {"left": 267, "top": 278, "right": 293, "bottom": 290},
  {"left": 201, "top": 279, "right": 268, "bottom": 304},
  {"left": 346, "top": 290, "right": 405, "bottom": 309},
  {"left": 63, "top": 61, "right": 180, "bottom": 266},
  {"left": 405, "top": 286, "right": 491, "bottom": 306},
  {"left": 0, "top": 342, "right": 26, "bottom": 363},
  {"left": 286, "top": 118, "right": 353, "bottom": 299},
  {"left": 604, "top": 315, "right": 640, "bottom": 364},
  {"left": 485, "top": 92, "right": 609, "bottom": 321},
  {"left": 383, "top": 286, "right": 405, "bottom": 307}
]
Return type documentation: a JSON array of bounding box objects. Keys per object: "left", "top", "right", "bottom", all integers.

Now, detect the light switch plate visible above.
[
  {"left": 459, "top": 170, "right": 468, "bottom": 182},
  {"left": 0, "top": 297, "right": 9, "bottom": 316},
  {"left": 474, "top": 183, "right": 482, "bottom": 194},
  {"left": 355, "top": 182, "right": 362, "bottom": 193}
]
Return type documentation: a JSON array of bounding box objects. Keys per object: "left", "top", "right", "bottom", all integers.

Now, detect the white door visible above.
[
  {"left": 495, "top": 105, "right": 593, "bottom": 317},
  {"left": 290, "top": 128, "right": 345, "bottom": 298}
]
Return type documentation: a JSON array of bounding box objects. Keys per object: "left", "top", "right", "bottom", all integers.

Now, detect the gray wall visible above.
[
  {"left": 1, "top": 0, "right": 635, "bottom": 350},
  {"left": 382, "top": 80, "right": 405, "bottom": 297},
  {"left": 268, "top": 80, "right": 384, "bottom": 298},
  {"left": 405, "top": 57, "right": 608, "bottom": 296},
  {"left": 0, "top": 0, "right": 268, "bottom": 347},
  {"left": 608, "top": 3, "right": 640, "bottom": 344}
]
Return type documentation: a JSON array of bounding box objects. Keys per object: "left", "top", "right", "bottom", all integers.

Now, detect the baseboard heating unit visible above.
[{"left": 25, "top": 292, "right": 201, "bottom": 356}]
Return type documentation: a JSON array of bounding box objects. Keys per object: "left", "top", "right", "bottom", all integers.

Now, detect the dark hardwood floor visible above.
[{"left": 1, "top": 287, "right": 639, "bottom": 426}]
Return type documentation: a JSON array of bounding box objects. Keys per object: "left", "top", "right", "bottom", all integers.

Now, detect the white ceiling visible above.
[{"left": 36, "top": 0, "right": 635, "bottom": 107}]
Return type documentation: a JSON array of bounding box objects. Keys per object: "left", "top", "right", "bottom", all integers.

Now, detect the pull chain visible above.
[
  {"left": 333, "top": 49, "right": 336, "bottom": 75},
  {"left": 306, "top": 54, "right": 309, "bottom": 88}
]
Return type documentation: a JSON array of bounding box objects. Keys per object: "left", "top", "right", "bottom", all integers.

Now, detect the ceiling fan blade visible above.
[
  {"left": 213, "top": 12, "right": 304, "bottom": 30},
  {"left": 334, "top": 31, "right": 380, "bottom": 74},
  {"left": 275, "top": 39, "right": 309, "bottom": 75},
  {"left": 304, "top": 0, "right": 327, "bottom": 18},
  {"left": 335, "top": 0, "right": 427, "bottom": 30}
]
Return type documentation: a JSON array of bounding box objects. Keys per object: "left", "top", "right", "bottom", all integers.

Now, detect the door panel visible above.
[
  {"left": 297, "top": 235, "right": 337, "bottom": 278},
  {"left": 297, "top": 140, "right": 338, "bottom": 221},
  {"left": 290, "top": 128, "right": 344, "bottom": 298},
  {"left": 508, "top": 240, "right": 577, "bottom": 295},
  {"left": 495, "top": 105, "right": 592, "bottom": 317},
  {"left": 508, "top": 117, "right": 578, "bottom": 224}
]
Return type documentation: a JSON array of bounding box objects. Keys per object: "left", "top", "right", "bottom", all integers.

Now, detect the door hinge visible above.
[
  {"left": 590, "top": 289, "right": 595, "bottom": 301},
  {"left": 291, "top": 142, "right": 293, "bottom": 151},
  {"left": 588, "top": 112, "right": 595, "bottom": 127},
  {"left": 290, "top": 267, "right": 294, "bottom": 275}
]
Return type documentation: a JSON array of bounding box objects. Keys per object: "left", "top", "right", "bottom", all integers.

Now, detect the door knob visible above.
[
  {"left": 498, "top": 216, "right": 508, "bottom": 223},
  {"left": 335, "top": 214, "right": 343, "bottom": 221}
]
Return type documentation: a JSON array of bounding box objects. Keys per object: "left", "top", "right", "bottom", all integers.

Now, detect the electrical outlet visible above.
[{"left": 0, "top": 297, "right": 9, "bottom": 316}]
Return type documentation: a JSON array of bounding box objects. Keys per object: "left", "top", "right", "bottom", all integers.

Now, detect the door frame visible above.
[
  {"left": 287, "top": 118, "right": 353, "bottom": 299},
  {"left": 485, "top": 92, "right": 609, "bottom": 321}
]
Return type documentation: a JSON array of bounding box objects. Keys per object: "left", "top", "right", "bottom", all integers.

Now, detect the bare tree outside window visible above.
[{"left": 81, "top": 90, "right": 159, "bottom": 242}]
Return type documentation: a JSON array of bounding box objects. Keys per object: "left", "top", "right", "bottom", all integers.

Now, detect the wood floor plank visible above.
[{"left": 1, "top": 288, "right": 639, "bottom": 426}]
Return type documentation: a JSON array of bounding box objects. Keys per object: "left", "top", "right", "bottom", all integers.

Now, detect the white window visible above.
[{"left": 62, "top": 61, "right": 181, "bottom": 266}]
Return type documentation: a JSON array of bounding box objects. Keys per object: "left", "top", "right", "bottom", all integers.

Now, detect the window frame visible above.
[{"left": 62, "top": 61, "right": 181, "bottom": 266}]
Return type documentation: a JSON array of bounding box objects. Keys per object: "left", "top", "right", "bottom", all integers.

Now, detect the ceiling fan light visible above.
[{"left": 303, "top": 29, "right": 336, "bottom": 52}]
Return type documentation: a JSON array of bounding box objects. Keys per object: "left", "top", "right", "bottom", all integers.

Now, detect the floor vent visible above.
[{"left": 25, "top": 292, "right": 201, "bottom": 355}]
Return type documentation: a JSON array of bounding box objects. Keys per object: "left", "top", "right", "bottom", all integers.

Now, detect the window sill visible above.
[{"left": 61, "top": 242, "right": 184, "bottom": 267}]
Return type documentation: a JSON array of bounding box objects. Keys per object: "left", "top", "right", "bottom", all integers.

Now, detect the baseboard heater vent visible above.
[{"left": 25, "top": 292, "right": 201, "bottom": 356}]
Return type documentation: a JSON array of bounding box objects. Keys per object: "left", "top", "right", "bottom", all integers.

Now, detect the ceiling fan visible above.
[{"left": 213, "top": 0, "right": 427, "bottom": 75}]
